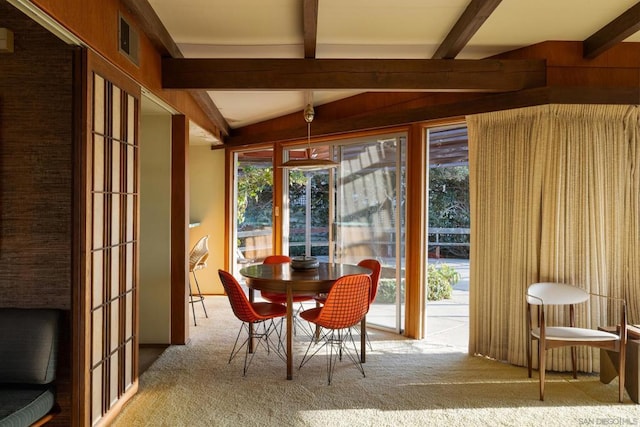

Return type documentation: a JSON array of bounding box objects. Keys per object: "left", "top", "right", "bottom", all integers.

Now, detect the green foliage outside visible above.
[
  {"left": 376, "top": 263, "right": 460, "bottom": 303},
  {"left": 237, "top": 165, "right": 321, "bottom": 227},
  {"left": 429, "top": 166, "right": 469, "bottom": 227},
  {"left": 236, "top": 163, "right": 332, "bottom": 252},
  {"left": 236, "top": 164, "right": 273, "bottom": 227},
  {"left": 237, "top": 161, "right": 468, "bottom": 303},
  {"left": 428, "top": 166, "right": 470, "bottom": 258},
  {"left": 376, "top": 278, "right": 405, "bottom": 304},
  {"left": 238, "top": 161, "right": 469, "bottom": 237},
  {"left": 288, "top": 172, "right": 330, "bottom": 256},
  {"left": 426, "top": 263, "right": 460, "bottom": 301}
]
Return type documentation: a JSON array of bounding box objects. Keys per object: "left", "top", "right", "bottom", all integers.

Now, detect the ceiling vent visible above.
[{"left": 118, "top": 14, "right": 139, "bottom": 66}]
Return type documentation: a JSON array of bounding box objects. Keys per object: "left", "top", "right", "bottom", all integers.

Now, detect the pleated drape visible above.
[{"left": 467, "top": 104, "right": 640, "bottom": 372}]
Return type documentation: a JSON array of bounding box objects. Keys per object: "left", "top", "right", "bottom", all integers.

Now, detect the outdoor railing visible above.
[
  {"left": 428, "top": 227, "right": 470, "bottom": 258},
  {"left": 238, "top": 226, "right": 470, "bottom": 259}
]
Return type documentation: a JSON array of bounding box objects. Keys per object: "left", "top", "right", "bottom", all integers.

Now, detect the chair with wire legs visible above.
[
  {"left": 218, "top": 269, "right": 287, "bottom": 376},
  {"left": 314, "top": 259, "right": 381, "bottom": 350},
  {"left": 260, "top": 255, "right": 316, "bottom": 337},
  {"left": 188, "top": 235, "right": 210, "bottom": 326},
  {"left": 299, "top": 273, "right": 371, "bottom": 384}
]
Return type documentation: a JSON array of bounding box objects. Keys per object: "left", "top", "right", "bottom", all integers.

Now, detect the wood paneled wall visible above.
[
  {"left": 496, "top": 41, "right": 640, "bottom": 88},
  {"left": 170, "top": 115, "right": 190, "bottom": 345},
  {"left": 228, "top": 40, "right": 640, "bottom": 146}
]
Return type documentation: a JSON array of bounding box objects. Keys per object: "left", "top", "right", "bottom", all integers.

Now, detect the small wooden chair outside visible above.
[{"left": 526, "top": 282, "right": 627, "bottom": 402}]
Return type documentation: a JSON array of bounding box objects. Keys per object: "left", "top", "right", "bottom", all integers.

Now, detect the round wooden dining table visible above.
[{"left": 240, "top": 262, "right": 372, "bottom": 380}]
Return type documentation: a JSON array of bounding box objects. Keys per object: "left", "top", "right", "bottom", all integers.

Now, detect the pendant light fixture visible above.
[{"left": 280, "top": 94, "right": 338, "bottom": 171}]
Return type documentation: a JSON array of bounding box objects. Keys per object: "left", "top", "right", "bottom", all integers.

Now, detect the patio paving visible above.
[
  {"left": 364, "top": 258, "right": 469, "bottom": 351},
  {"left": 425, "top": 258, "right": 469, "bottom": 351}
]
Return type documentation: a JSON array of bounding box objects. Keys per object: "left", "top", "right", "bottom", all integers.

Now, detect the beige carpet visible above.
[{"left": 113, "top": 296, "right": 640, "bottom": 426}]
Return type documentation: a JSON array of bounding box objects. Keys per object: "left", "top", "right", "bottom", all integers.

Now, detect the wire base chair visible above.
[
  {"left": 218, "top": 269, "right": 288, "bottom": 376},
  {"left": 298, "top": 273, "right": 371, "bottom": 384},
  {"left": 313, "top": 259, "right": 380, "bottom": 350},
  {"left": 229, "top": 318, "right": 286, "bottom": 376},
  {"left": 299, "top": 326, "right": 365, "bottom": 384}
]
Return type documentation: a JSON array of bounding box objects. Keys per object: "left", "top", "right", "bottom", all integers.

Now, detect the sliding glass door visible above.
[
  {"left": 284, "top": 132, "right": 407, "bottom": 333},
  {"left": 232, "top": 149, "right": 274, "bottom": 275},
  {"left": 334, "top": 134, "right": 406, "bottom": 332}
]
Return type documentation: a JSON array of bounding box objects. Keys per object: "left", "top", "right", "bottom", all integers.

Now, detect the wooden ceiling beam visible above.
[
  {"left": 432, "top": 0, "right": 503, "bottom": 59},
  {"left": 303, "top": 0, "right": 319, "bottom": 58},
  {"left": 162, "top": 58, "right": 546, "bottom": 91},
  {"left": 188, "top": 90, "right": 229, "bottom": 138},
  {"left": 583, "top": 2, "right": 640, "bottom": 59}
]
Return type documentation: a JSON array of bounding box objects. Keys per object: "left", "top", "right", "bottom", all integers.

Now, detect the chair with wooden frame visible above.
[
  {"left": 218, "top": 269, "right": 287, "bottom": 376},
  {"left": 299, "top": 273, "right": 372, "bottom": 384},
  {"left": 188, "top": 235, "right": 210, "bottom": 325},
  {"left": 526, "top": 282, "right": 627, "bottom": 402}
]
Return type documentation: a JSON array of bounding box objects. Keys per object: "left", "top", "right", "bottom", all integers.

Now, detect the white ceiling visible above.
[{"left": 147, "top": 0, "right": 640, "bottom": 132}]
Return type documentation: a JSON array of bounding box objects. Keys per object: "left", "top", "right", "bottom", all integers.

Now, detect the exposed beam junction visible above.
[
  {"left": 432, "top": 0, "right": 503, "bottom": 59},
  {"left": 583, "top": 1, "right": 640, "bottom": 59}
]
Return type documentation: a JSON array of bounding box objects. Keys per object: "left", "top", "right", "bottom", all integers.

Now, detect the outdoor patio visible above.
[
  {"left": 425, "top": 258, "right": 469, "bottom": 350},
  {"left": 353, "top": 258, "right": 469, "bottom": 350}
]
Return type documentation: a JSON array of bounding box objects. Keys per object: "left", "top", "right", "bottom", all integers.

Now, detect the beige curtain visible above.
[{"left": 467, "top": 104, "right": 640, "bottom": 372}]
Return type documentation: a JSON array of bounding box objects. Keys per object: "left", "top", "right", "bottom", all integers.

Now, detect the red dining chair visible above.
[
  {"left": 315, "top": 259, "right": 381, "bottom": 349},
  {"left": 262, "top": 254, "right": 291, "bottom": 264},
  {"left": 218, "top": 269, "right": 287, "bottom": 376},
  {"left": 299, "top": 274, "right": 372, "bottom": 384},
  {"left": 260, "top": 255, "right": 315, "bottom": 336}
]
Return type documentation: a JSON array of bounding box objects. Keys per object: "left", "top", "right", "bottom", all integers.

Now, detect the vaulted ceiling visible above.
[{"left": 132, "top": 0, "right": 640, "bottom": 146}]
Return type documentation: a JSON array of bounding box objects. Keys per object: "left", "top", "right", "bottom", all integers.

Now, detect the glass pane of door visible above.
[
  {"left": 233, "top": 149, "right": 274, "bottom": 275},
  {"left": 425, "top": 124, "right": 470, "bottom": 349},
  {"left": 334, "top": 134, "right": 406, "bottom": 333},
  {"left": 287, "top": 168, "right": 331, "bottom": 259},
  {"left": 285, "top": 133, "right": 407, "bottom": 333}
]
